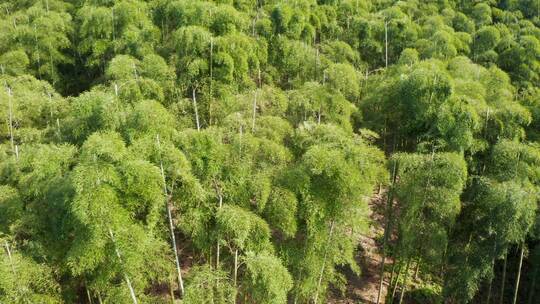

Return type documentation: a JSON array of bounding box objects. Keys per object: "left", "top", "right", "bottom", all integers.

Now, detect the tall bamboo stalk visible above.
[
  {"left": 234, "top": 249, "right": 239, "bottom": 287},
  {"left": 499, "top": 251, "right": 508, "bottom": 304},
  {"left": 313, "top": 220, "right": 336, "bottom": 304},
  {"left": 4, "top": 240, "right": 15, "bottom": 276},
  {"left": 192, "top": 89, "right": 200, "bottom": 131},
  {"left": 156, "top": 135, "right": 184, "bottom": 297},
  {"left": 209, "top": 37, "right": 213, "bottom": 125},
  {"left": 527, "top": 257, "right": 538, "bottom": 304},
  {"left": 108, "top": 228, "right": 138, "bottom": 304},
  {"left": 512, "top": 244, "right": 525, "bottom": 304},
  {"left": 215, "top": 183, "right": 223, "bottom": 269},
  {"left": 390, "top": 261, "right": 404, "bottom": 303},
  {"left": 377, "top": 161, "right": 398, "bottom": 304},
  {"left": 384, "top": 20, "right": 388, "bottom": 68},
  {"left": 6, "top": 85, "right": 15, "bottom": 154},
  {"left": 486, "top": 259, "right": 494, "bottom": 304},
  {"left": 86, "top": 285, "right": 93, "bottom": 304},
  {"left": 398, "top": 259, "right": 412, "bottom": 304},
  {"left": 251, "top": 90, "right": 257, "bottom": 132}
]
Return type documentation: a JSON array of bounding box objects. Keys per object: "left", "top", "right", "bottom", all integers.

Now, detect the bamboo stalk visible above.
[
  {"left": 252, "top": 90, "right": 257, "bottom": 132},
  {"left": 6, "top": 86, "right": 15, "bottom": 154},
  {"left": 192, "top": 89, "right": 200, "bottom": 131},
  {"left": 486, "top": 259, "right": 494, "bottom": 304},
  {"left": 390, "top": 261, "right": 404, "bottom": 303},
  {"left": 234, "top": 249, "right": 238, "bottom": 287},
  {"left": 86, "top": 285, "right": 93, "bottom": 304},
  {"left": 108, "top": 228, "right": 138, "bottom": 304},
  {"left": 512, "top": 244, "right": 525, "bottom": 304},
  {"left": 527, "top": 257, "right": 538, "bottom": 304},
  {"left": 4, "top": 240, "right": 16, "bottom": 276},
  {"left": 499, "top": 251, "right": 508, "bottom": 304},
  {"left": 377, "top": 161, "right": 398, "bottom": 304},
  {"left": 313, "top": 220, "right": 336, "bottom": 304},
  {"left": 398, "top": 259, "right": 412, "bottom": 304},
  {"left": 157, "top": 135, "right": 184, "bottom": 297}
]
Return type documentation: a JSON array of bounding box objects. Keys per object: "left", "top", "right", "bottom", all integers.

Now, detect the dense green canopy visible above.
[{"left": 0, "top": 1, "right": 539, "bottom": 303}]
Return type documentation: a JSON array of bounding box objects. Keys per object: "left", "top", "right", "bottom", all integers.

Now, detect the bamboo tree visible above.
[
  {"left": 108, "top": 228, "right": 138, "bottom": 304},
  {"left": 5, "top": 84, "right": 14, "bottom": 154},
  {"left": 486, "top": 244, "right": 497, "bottom": 304},
  {"left": 252, "top": 90, "right": 257, "bottom": 132},
  {"left": 156, "top": 134, "right": 185, "bottom": 297},
  {"left": 86, "top": 285, "right": 93, "bottom": 304},
  {"left": 3, "top": 240, "right": 15, "bottom": 276},
  {"left": 499, "top": 250, "right": 508, "bottom": 304},
  {"left": 527, "top": 259, "right": 538, "bottom": 304},
  {"left": 377, "top": 160, "right": 398, "bottom": 304},
  {"left": 209, "top": 37, "right": 213, "bottom": 125},
  {"left": 193, "top": 89, "right": 201, "bottom": 131},
  {"left": 313, "top": 220, "right": 335, "bottom": 304},
  {"left": 398, "top": 258, "right": 412, "bottom": 304},
  {"left": 384, "top": 20, "right": 388, "bottom": 68},
  {"left": 214, "top": 181, "right": 223, "bottom": 269},
  {"left": 512, "top": 244, "right": 525, "bottom": 304}
]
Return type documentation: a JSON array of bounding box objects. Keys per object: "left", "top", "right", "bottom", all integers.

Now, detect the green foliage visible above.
[
  {"left": 183, "top": 265, "right": 236, "bottom": 304},
  {"left": 243, "top": 252, "right": 293, "bottom": 304},
  {"left": 76, "top": 0, "right": 159, "bottom": 69},
  {"left": 217, "top": 205, "right": 271, "bottom": 253},
  {"left": 1, "top": 1, "right": 540, "bottom": 303},
  {"left": 0, "top": 243, "right": 62, "bottom": 304},
  {"left": 0, "top": 0, "right": 72, "bottom": 84},
  {"left": 67, "top": 131, "right": 172, "bottom": 299},
  {"left": 392, "top": 152, "right": 467, "bottom": 266}
]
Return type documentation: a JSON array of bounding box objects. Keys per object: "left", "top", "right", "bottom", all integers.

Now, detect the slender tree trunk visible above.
[
  {"left": 209, "top": 37, "right": 213, "bottom": 125},
  {"left": 157, "top": 135, "right": 184, "bottom": 297},
  {"left": 169, "top": 277, "right": 175, "bottom": 304},
  {"left": 487, "top": 259, "right": 494, "bottom": 304},
  {"left": 486, "top": 242, "right": 497, "bottom": 304},
  {"left": 398, "top": 259, "right": 412, "bottom": 304},
  {"left": 499, "top": 251, "right": 508, "bottom": 304},
  {"left": 512, "top": 244, "right": 525, "bottom": 304},
  {"left": 251, "top": 90, "right": 257, "bottom": 132},
  {"left": 527, "top": 259, "right": 538, "bottom": 304},
  {"left": 216, "top": 243, "right": 220, "bottom": 269},
  {"left": 215, "top": 186, "right": 223, "bottom": 269},
  {"left": 234, "top": 249, "right": 238, "bottom": 287},
  {"left": 377, "top": 162, "right": 398, "bottom": 304},
  {"left": 165, "top": 183, "right": 184, "bottom": 296},
  {"left": 97, "top": 292, "right": 103, "bottom": 304},
  {"left": 413, "top": 261, "right": 420, "bottom": 281},
  {"left": 56, "top": 117, "right": 61, "bottom": 140},
  {"left": 388, "top": 261, "right": 397, "bottom": 292},
  {"left": 86, "top": 285, "right": 93, "bottom": 304},
  {"left": 313, "top": 220, "right": 336, "bottom": 304},
  {"left": 465, "top": 232, "right": 473, "bottom": 264},
  {"left": 108, "top": 228, "right": 138, "bottom": 304},
  {"left": 385, "top": 20, "right": 388, "bottom": 68},
  {"left": 112, "top": 8, "right": 115, "bottom": 54},
  {"left": 4, "top": 240, "right": 16, "bottom": 276},
  {"left": 390, "top": 261, "right": 404, "bottom": 303},
  {"left": 6, "top": 86, "right": 15, "bottom": 155},
  {"left": 192, "top": 89, "right": 200, "bottom": 131}
]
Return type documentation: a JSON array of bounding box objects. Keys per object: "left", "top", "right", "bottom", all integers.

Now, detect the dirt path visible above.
[{"left": 330, "top": 192, "right": 391, "bottom": 304}]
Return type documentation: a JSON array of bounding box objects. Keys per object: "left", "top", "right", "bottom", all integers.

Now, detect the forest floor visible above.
[{"left": 329, "top": 191, "right": 391, "bottom": 304}]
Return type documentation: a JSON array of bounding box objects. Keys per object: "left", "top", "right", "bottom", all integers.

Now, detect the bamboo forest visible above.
[{"left": 1, "top": 0, "right": 540, "bottom": 303}]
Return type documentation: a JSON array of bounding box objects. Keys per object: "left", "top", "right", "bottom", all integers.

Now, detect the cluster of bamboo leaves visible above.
[{"left": 0, "top": 1, "right": 539, "bottom": 304}]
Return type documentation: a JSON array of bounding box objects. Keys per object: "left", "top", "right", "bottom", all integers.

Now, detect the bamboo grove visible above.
[{"left": 0, "top": 0, "right": 539, "bottom": 303}]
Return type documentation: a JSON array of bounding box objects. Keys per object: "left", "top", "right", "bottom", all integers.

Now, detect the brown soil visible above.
[{"left": 329, "top": 191, "right": 392, "bottom": 304}]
